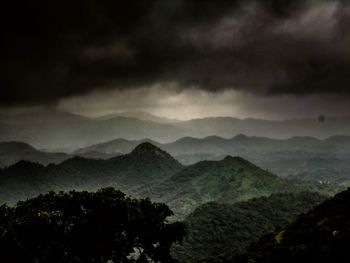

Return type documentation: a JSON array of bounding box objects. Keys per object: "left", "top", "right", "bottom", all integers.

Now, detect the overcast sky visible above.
[{"left": 0, "top": 0, "right": 349, "bottom": 120}]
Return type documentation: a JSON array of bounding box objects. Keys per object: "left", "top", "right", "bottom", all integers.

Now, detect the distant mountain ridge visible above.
[
  {"left": 0, "top": 141, "right": 70, "bottom": 168},
  {"left": 0, "top": 141, "right": 121, "bottom": 168},
  {"left": 74, "top": 135, "right": 350, "bottom": 185},
  {"left": 76, "top": 134, "right": 350, "bottom": 156},
  {"left": 1, "top": 110, "right": 350, "bottom": 151},
  {"left": 96, "top": 110, "right": 181, "bottom": 123}
]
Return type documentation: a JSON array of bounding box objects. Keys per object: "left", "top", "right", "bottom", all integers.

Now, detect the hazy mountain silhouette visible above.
[
  {"left": 0, "top": 141, "right": 123, "bottom": 168},
  {"left": 77, "top": 134, "right": 350, "bottom": 156},
  {"left": 97, "top": 110, "right": 181, "bottom": 123},
  {"left": 0, "top": 141, "right": 70, "bottom": 168},
  {"left": 1, "top": 110, "right": 350, "bottom": 151},
  {"left": 0, "top": 111, "right": 188, "bottom": 151}
]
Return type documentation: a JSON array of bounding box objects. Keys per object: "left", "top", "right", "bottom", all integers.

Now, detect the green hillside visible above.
[
  {"left": 235, "top": 187, "right": 350, "bottom": 263},
  {"left": 142, "top": 156, "right": 338, "bottom": 218},
  {"left": 172, "top": 192, "right": 326, "bottom": 262}
]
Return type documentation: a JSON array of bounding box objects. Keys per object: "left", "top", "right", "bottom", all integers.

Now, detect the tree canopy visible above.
[{"left": 0, "top": 187, "right": 184, "bottom": 263}]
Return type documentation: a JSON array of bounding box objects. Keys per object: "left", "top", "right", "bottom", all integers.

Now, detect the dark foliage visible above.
[
  {"left": 235, "top": 187, "right": 350, "bottom": 263},
  {"left": 0, "top": 187, "right": 184, "bottom": 263}
]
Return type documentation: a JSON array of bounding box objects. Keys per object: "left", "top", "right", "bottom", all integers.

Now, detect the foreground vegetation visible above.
[{"left": 0, "top": 188, "right": 184, "bottom": 263}]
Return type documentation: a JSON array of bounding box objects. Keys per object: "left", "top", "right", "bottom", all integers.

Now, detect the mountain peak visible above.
[
  {"left": 131, "top": 143, "right": 170, "bottom": 157},
  {"left": 222, "top": 155, "right": 260, "bottom": 170},
  {"left": 223, "top": 155, "right": 249, "bottom": 163}
]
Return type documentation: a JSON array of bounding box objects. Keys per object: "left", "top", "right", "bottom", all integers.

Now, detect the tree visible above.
[{"left": 0, "top": 187, "right": 184, "bottom": 263}]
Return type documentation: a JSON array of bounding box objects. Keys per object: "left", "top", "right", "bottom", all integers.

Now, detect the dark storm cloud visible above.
[{"left": 0, "top": 0, "right": 349, "bottom": 106}]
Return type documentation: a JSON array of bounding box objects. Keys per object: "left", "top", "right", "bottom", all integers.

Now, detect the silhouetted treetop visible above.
[{"left": 0, "top": 187, "right": 185, "bottom": 263}]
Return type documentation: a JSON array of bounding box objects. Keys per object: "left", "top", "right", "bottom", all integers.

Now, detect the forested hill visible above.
[
  {"left": 0, "top": 143, "right": 183, "bottom": 205},
  {"left": 172, "top": 192, "right": 326, "bottom": 263},
  {"left": 140, "top": 156, "right": 338, "bottom": 218},
  {"left": 235, "top": 187, "right": 350, "bottom": 263}
]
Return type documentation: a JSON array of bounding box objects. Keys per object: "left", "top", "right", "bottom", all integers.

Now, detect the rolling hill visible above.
[
  {"left": 138, "top": 155, "right": 338, "bottom": 218},
  {"left": 172, "top": 192, "right": 326, "bottom": 263}
]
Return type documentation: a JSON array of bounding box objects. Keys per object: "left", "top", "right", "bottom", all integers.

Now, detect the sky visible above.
[{"left": 0, "top": 0, "right": 349, "bottom": 120}]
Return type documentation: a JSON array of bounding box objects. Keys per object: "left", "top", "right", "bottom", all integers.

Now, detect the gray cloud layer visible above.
[{"left": 1, "top": 0, "right": 349, "bottom": 107}]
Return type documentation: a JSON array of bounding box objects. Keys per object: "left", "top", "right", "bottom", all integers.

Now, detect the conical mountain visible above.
[{"left": 106, "top": 143, "right": 183, "bottom": 186}]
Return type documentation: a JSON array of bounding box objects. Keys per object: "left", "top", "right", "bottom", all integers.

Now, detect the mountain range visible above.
[
  {"left": 0, "top": 143, "right": 338, "bottom": 217},
  {"left": 0, "top": 141, "right": 120, "bottom": 168},
  {"left": 76, "top": 134, "right": 350, "bottom": 157},
  {"left": 2, "top": 133, "right": 350, "bottom": 186},
  {"left": 71, "top": 135, "right": 350, "bottom": 186},
  {"left": 0, "top": 143, "right": 183, "bottom": 205},
  {"left": 1, "top": 110, "right": 350, "bottom": 151}
]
